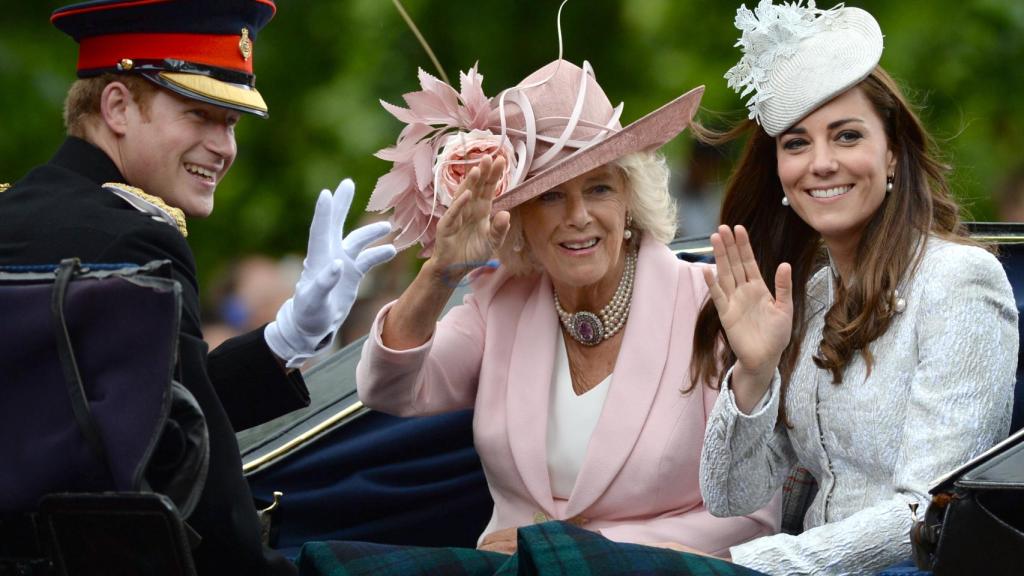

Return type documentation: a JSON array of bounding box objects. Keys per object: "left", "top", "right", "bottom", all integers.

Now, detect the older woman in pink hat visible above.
[{"left": 355, "top": 59, "right": 778, "bottom": 555}]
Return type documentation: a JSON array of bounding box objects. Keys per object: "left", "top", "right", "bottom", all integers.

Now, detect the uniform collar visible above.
[
  {"left": 50, "top": 136, "right": 126, "bottom": 186},
  {"left": 49, "top": 137, "right": 188, "bottom": 236}
]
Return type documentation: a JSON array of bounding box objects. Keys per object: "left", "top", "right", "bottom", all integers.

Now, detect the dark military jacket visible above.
[{"left": 0, "top": 137, "right": 307, "bottom": 575}]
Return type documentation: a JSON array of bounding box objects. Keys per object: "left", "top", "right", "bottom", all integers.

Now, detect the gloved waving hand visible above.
[{"left": 265, "top": 179, "right": 396, "bottom": 367}]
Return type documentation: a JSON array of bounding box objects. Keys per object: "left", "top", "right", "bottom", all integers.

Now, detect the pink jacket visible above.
[{"left": 357, "top": 238, "right": 779, "bottom": 556}]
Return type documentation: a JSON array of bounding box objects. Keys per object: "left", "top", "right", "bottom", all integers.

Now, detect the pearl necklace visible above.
[{"left": 553, "top": 246, "right": 637, "bottom": 346}]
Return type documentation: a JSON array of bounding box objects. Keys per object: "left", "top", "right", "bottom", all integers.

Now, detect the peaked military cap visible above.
[{"left": 52, "top": 0, "right": 275, "bottom": 117}]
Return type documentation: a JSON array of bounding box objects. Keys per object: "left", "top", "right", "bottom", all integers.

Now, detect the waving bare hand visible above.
[
  {"left": 380, "top": 156, "right": 511, "bottom": 350},
  {"left": 430, "top": 155, "right": 511, "bottom": 280},
  {"left": 702, "top": 225, "right": 793, "bottom": 411}
]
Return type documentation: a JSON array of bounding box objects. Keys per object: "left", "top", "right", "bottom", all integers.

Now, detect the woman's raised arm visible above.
[
  {"left": 703, "top": 224, "right": 794, "bottom": 413},
  {"left": 381, "top": 155, "right": 510, "bottom": 350}
]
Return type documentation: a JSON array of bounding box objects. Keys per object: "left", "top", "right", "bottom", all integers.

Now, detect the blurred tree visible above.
[{"left": 2, "top": 0, "right": 1021, "bottom": 286}]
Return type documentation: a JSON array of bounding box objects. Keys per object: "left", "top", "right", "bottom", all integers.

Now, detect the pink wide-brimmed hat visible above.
[{"left": 367, "top": 59, "right": 704, "bottom": 253}]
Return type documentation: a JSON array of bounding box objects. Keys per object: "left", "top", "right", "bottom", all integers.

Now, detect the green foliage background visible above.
[{"left": 2, "top": 1, "right": 1022, "bottom": 285}]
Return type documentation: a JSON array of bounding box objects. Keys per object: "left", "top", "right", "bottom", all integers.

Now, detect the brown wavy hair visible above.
[
  {"left": 689, "top": 67, "right": 974, "bottom": 412},
  {"left": 64, "top": 74, "right": 156, "bottom": 138}
]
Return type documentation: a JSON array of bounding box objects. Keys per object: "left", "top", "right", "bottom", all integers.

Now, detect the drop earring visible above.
[
  {"left": 623, "top": 214, "right": 633, "bottom": 240},
  {"left": 886, "top": 174, "right": 894, "bottom": 193},
  {"left": 781, "top": 196, "right": 790, "bottom": 207}
]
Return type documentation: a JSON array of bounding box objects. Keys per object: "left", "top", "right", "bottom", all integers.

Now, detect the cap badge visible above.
[{"left": 239, "top": 27, "right": 252, "bottom": 61}]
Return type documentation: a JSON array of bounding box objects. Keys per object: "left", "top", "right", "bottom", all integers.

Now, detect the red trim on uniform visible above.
[
  {"left": 253, "top": 0, "right": 277, "bottom": 16},
  {"left": 78, "top": 32, "right": 255, "bottom": 74},
  {"left": 51, "top": 0, "right": 276, "bottom": 23},
  {"left": 51, "top": 0, "right": 175, "bottom": 24}
]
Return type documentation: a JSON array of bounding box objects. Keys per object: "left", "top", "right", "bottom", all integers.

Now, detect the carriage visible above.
[{"left": 4, "top": 223, "right": 1023, "bottom": 575}]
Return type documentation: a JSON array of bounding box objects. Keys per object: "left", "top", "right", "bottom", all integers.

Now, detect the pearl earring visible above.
[
  {"left": 781, "top": 196, "right": 790, "bottom": 207},
  {"left": 624, "top": 214, "right": 633, "bottom": 240},
  {"left": 886, "top": 174, "right": 894, "bottom": 193}
]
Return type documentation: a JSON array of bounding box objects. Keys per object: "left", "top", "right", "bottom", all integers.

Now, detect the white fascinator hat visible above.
[{"left": 725, "top": 0, "right": 884, "bottom": 137}]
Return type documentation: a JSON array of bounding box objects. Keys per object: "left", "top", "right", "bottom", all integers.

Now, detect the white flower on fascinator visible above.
[
  {"left": 725, "top": 0, "right": 843, "bottom": 124},
  {"left": 367, "top": 65, "right": 510, "bottom": 255}
]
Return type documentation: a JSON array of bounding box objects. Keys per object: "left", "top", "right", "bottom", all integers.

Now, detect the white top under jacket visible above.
[{"left": 547, "top": 335, "right": 611, "bottom": 500}]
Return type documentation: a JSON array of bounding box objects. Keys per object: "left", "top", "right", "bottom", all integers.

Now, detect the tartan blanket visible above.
[
  {"left": 780, "top": 466, "right": 818, "bottom": 535},
  {"left": 296, "top": 520, "right": 768, "bottom": 575}
]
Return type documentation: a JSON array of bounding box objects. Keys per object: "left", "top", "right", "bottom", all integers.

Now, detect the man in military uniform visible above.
[{"left": 0, "top": 1, "right": 395, "bottom": 574}]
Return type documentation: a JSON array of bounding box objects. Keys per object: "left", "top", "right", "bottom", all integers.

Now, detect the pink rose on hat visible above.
[
  {"left": 366, "top": 66, "right": 500, "bottom": 254},
  {"left": 433, "top": 129, "right": 517, "bottom": 206}
]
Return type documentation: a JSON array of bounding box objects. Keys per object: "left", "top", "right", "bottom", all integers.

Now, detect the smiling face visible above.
[
  {"left": 119, "top": 88, "right": 240, "bottom": 218},
  {"left": 519, "top": 163, "right": 630, "bottom": 303},
  {"left": 776, "top": 86, "right": 895, "bottom": 252}
]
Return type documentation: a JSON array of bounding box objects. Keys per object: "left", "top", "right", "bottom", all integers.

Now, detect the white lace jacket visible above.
[{"left": 700, "top": 238, "right": 1018, "bottom": 575}]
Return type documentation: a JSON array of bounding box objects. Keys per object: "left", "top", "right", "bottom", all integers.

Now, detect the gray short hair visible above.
[{"left": 496, "top": 150, "right": 677, "bottom": 276}]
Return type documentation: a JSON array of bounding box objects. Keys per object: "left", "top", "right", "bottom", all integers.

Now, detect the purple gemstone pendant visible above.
[{"left": 571, "top": 311, "right": 604, "bottom": 346}]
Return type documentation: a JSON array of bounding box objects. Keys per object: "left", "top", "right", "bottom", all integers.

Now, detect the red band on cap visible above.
[{"left": 78, "top": 32, "right": 255, "bottom": 74}]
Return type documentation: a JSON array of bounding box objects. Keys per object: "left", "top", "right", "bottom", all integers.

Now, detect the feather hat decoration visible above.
[
  {"left": 367, "top": 65, "right": 499, "bottom": 254},
  {"left": 725, "top": 0, "right": 883, "bottom": 136}
]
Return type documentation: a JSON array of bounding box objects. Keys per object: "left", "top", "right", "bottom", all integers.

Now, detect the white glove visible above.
[{"left": 265, "top": 179, "right": 396, "bottom": 367}]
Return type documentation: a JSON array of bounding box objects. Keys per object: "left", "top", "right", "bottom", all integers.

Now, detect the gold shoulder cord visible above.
[
  {"left": 103, "top": 182, "right": 188, "bottom": 237},
  {"left": 0, "top": 183, "right": 10, "bottom": 193}
]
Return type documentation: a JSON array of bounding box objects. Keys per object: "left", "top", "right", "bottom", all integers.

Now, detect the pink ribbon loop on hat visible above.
[
  {"left": 529, "top": 61, "right": 592, "bottom": 170},
  {"left": 499, "top": 89, "right": 538, "bottom": 187},
  {"left": 498, "top": 60, "right": 622, "bottom": 187}
]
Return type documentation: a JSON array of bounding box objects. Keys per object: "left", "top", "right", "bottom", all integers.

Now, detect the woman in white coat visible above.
[{"left": 691, "top": 2, "right": 1018, "bottom": 574}]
